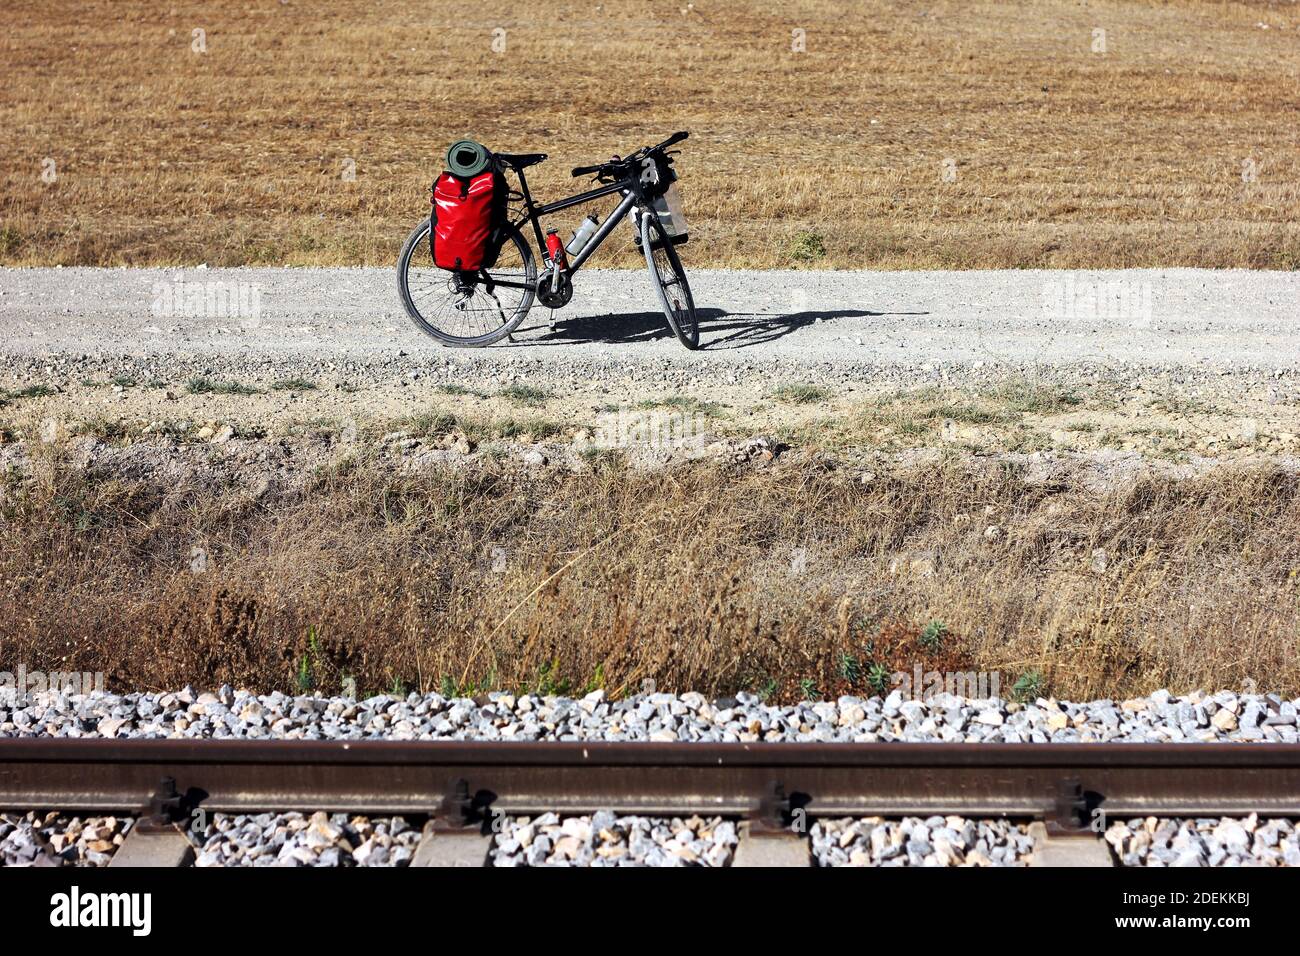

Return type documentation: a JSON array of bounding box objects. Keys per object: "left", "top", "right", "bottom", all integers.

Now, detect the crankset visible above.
[{"left": 536, "top": 269, "right": 573, "bottom": 309}]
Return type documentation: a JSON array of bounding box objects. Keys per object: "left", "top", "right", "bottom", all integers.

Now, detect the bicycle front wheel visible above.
[
  {"left": 640, "top": 211, "right": 699, "bottom": 350},
  {"left": 396, "top": 220, "right": 535, "bottom": 347}
]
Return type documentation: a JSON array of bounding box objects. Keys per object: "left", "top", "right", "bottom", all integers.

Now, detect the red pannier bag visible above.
[{"left": 430, "top": 170, "right": 500, "bottom": 271}]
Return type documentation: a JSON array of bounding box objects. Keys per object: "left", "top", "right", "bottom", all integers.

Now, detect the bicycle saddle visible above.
[{"left": 495, "top": 152, "right": 547, "bottom": 169}]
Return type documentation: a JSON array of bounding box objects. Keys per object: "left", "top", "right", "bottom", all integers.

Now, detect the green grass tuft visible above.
[
  {"left": 498, "top": 384, "right": 553, "bottom": 408},
  {"left": 919, "top": 619, "right": 947, "bottom": 652},
  {"left": 786, "top": 231, "right": 826, "bottom": 263},
  {"left": 771, "top": 383, "right": 831, "bottom": 405}
]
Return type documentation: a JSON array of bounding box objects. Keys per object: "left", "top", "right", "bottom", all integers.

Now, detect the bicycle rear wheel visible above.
[
  {"left": 640, "top": 211, "right": 699, "bottom": 350},
  {"left": 397, "top": 220, "right": 535, "bottom": 347}
]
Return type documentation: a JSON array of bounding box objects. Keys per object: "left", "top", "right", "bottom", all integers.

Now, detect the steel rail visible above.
[{"left": 3, "top": 740, "right": 1300, "bottom": 821}]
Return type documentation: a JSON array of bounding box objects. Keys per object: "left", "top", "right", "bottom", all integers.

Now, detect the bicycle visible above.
[{"left": 396, "top": 131, "right": 699, "bottom": 349}]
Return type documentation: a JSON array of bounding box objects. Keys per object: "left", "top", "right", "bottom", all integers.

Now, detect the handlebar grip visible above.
[
  {"left": 665, "top": 130, "right": 689, "bottom": 146},
  {"left": 571, "top": 164, "right": 601, "bottom": 177}
]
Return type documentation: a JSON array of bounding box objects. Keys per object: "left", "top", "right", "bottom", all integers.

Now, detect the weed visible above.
[
  {"left": 919, "top": 620, "right": 947, "bottom": 652},
  {"left": 186, "top": 377, "right": 260, "bottom": 396},
  {"left": 786, "top": 231, "right": 826, "bottom": 263},
  {"left": 771, "top": 383, "right": 831, "bottom": 405},
  {"left": 498, "top": 384, "right": 553, "bottom": 408},
  {"left": 1012, "top": 670, "right": 1045, "bottom": 703},
  {"left": 75, "top": 416, "right": 130, "bottom": 442},
  {"left": 295, "top": 625, "right": 323, "bottom": 692},
  {"left": 865, "top": 663, "right": 892, "bottom": 696},
  {"left": 404, "top": 410, "right": 464, "bottom": 438},
  {"left": 990, "top": 380, "right": 1082, "bottom": 415},
  {"left": 9, "top": 384, "right": 56, "bottom": 400},
  {"left": 838, "top": 652, "right": 861, "bottom": 685},
  {"left": 271, "top": 377, "right": 316, "bottom": 391},
  {"left": 438, "top": 383, "right": 489, "bottom": 398},
  {"left": 931, "top": 403, "right": 1015, "bottom": 426},
  {"left": 495, "top": 417, "right": 567, "bottom": 440},
  {"left": 635, "top": 395, "right": 726, "bottom": 416},
  {"left": 534, "top": 660, "right": 573, "bottom": 698}
]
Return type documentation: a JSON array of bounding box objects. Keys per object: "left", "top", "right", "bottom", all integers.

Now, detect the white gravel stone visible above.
[
  {"left": 3, "top": 685, "right": 1298, "bottom": 747},
  {"left": 0, "top": 812, "right": 132, "bottom": 867},
  {"left": 1105, "top": 815, "right": 1300, "bottom": 867},
  {"left": 191, "top": 811, "right": 419, "bottom": 867},
  {"left": 811, "top": 816, "right": 1034, "bottom": 867},
  {"left": 490, "top": 813, "right": 736, "bottom": 867}
]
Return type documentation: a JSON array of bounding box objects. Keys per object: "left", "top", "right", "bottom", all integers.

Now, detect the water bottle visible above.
[
  {"left": 565, "top": 215, "right": 600, "bottom": 256},
  {"left": 544, "top": 228, "right": 567, "bottom": 292}
]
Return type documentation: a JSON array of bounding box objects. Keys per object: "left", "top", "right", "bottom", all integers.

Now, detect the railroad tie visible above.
[
  {"left": 1027, "top": 822, "right": 1115, "bottom": 867},
  {"left": 731, "top": 822, "right": 812, "bottom": 867},
  {"left": 109, "top": 824, "right": 196, "bottom": 868},
  {"left": 410, "top": 821, "right": 492, "bottom": 867}
]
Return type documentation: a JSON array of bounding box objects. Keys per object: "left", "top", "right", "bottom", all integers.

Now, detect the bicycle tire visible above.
[
  {"left": 640, "top": 211, "right": 699, "bottom": 350},
  {"left": 396, "top": 220, "right": 535, "bottom": 347}
]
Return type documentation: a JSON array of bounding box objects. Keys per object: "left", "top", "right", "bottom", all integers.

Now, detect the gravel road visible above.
[{"left": 2, "top": 267, "right": 1297, "bottom": 385}]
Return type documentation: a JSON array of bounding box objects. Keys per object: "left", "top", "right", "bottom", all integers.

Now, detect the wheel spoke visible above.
[
  {"left": 641, "top": 213, "right": 697, "bottom": 347},
  {"left": 400, "top": 223, "right": 534, "bottom": 345}
]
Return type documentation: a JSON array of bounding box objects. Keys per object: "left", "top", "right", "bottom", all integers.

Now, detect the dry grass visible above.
[
  {"left": 3, "top": 448, "right": 1298, "bottom": 701},
  {"left": 2, "top": 1, "right": 1298, "bottom": 269}
]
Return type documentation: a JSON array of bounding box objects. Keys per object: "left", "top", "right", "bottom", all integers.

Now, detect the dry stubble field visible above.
[{"left": 2, "top": 0, "right": 1299, "bottom": 269}]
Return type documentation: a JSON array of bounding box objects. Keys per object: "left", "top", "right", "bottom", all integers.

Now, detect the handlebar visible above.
[
  {"left": 653, "top": 130, "right": 689, "bottom": 152},
  {"left": 571, "top": 131, "right": 688, "bottom": 178}
]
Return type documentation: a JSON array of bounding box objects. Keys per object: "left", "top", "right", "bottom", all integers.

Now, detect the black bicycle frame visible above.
[{"left": 489, "top": 166, "right": 643, "bottom": 288}]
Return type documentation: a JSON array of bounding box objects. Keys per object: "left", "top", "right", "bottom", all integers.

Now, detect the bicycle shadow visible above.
[{"left": 512, "top": 307, "right": 916, "bottom": 348}]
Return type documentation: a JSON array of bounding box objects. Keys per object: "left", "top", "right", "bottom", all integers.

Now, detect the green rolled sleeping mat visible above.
[{"left": 445, "top": 140, "right": 493, "bottom": 178}]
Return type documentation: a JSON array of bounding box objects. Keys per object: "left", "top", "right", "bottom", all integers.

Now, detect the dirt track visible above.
[{"left": 1, "top": 268, "right": 1297, "bottom": 388}]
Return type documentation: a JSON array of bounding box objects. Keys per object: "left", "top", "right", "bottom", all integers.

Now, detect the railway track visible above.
[{"left": 4, "top": 739, "right": 1300, "bottom": 867}]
